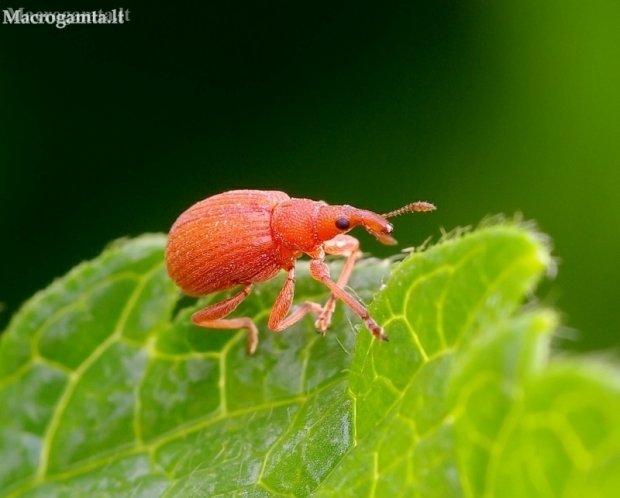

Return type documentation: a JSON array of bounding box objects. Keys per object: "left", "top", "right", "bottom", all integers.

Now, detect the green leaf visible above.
[{"left": 1, "top": 224, "right": 619, "bottom": 497}]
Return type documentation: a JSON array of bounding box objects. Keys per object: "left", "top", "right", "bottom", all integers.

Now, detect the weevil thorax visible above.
[
  {"left": 316, "top": 205, "right": 397, "bottom": 245},
  {"left": 271, "top": 198, "right": 325, "bottom": 253}
]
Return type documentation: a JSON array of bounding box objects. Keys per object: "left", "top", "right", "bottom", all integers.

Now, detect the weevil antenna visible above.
[{"left": 383, "top": 201, "right": 436, "bottom": 218}]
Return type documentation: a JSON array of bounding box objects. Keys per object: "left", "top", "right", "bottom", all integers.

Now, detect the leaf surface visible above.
[{"left": 1, "top": 225, "right": 619, "bottom": 497}]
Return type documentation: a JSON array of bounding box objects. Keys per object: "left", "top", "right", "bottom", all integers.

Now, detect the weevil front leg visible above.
[
  {"left": 309, "top": 258, "right": 388, "bottom": 342},
  {"left": 268, "top": 267, "right": 324, "bottom": 332},
  {"left": 315, "top": 234, "right": 362, "bottom": 333},
  {"left": 191, "top": 283, "right": 260, "bottom": 354}
]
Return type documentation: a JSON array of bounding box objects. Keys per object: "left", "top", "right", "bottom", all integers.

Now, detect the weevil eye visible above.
[{"left": 335, "top": 217, "right": 350, "bottom": 230}]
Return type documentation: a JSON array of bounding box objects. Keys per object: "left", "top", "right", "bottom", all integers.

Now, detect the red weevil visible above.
[{"left": 165, "top": 190, "right": 435, "bottom": 354}]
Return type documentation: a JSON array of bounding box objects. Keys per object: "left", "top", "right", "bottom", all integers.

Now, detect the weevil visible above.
[{"left": 165, "top": 190, "right": 435, "bottom": 354}]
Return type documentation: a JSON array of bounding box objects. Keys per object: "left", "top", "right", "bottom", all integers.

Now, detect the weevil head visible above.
[{"left": 317, "top": 205, "right": 397, "bottom": 245}]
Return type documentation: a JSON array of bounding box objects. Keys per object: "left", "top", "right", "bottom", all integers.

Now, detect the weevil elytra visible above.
[{"left": 165, "top": 190, "right": 435, "bottom": 354}]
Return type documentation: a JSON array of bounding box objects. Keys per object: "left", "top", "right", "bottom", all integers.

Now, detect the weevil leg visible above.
[
  {"left": 309, "top": 258, "right": 388, "bottom": 342},
  {"left": 268, "top": 267, "right": 324, "bottom": 332},
  {"left": 317, "top": 234, "right": 362, "bottom": 333},
  {"left": 191, "top": 284, "right": 260, "bottom": 354}
]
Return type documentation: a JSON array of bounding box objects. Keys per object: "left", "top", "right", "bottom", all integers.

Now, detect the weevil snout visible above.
[
  {"left": 366, "top": 222, "right": 398, "bottom": 245},
  {"left": 315, "top": 205, "right": 392, "bottom": 244},
  {"left": 368, "top": 225, "right": 397, "bottom": 245},
  {"left": 351, "top": 209, "right": 398, "bottom": 246}
]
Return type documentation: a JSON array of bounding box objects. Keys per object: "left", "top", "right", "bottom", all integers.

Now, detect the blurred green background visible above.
[{"left": 1, "top": 1, "right": 619, "bottom": 352}]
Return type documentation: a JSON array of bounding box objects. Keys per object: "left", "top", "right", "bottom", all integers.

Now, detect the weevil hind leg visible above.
[
  {"left": 316, "top": 235, "right": 363, "bottom": 332},
  {"left": 191, "top": 284, "right": 260, "bottom": 354}
]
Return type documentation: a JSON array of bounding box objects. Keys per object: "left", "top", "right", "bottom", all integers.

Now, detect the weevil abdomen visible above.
[{"left": 166, "top": 190, "right": 290, "bottom": 295}]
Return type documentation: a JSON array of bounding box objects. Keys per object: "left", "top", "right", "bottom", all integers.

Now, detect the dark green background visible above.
[{"left": 2, "top": 1, "right": 619, "bottom": 352}]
